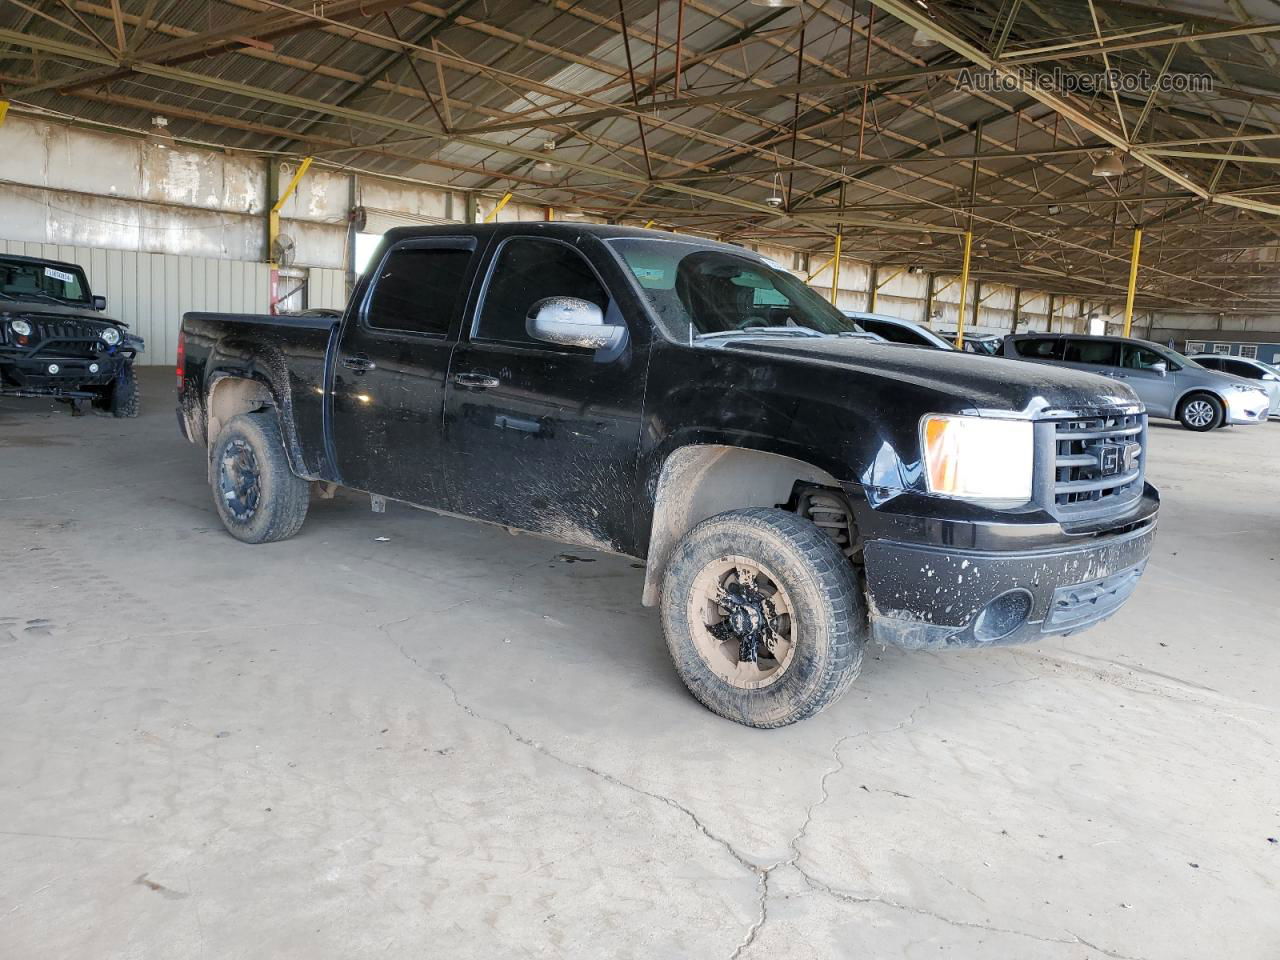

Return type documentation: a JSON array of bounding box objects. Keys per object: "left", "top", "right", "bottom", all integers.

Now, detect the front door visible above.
[
  {"left": 1119, "top": 343, "right": 1179, "bottom": 417},
  {"left": 443, "top": 236, "right": 647, "bottom": 555},
  {"left": 330, "top": 236, "right": 478, "bottom": 506}
]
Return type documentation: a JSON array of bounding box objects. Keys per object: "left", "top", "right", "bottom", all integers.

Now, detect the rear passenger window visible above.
[
  {"left": 367, "top": 245, "right": 473, "bottom": 336},
  {"left": 476, "top": 238, "right": 610, "bottom": 346},
  {"left": 1014, "top": 338, "right": 1063, "bottom": 359},
  {"left": 1225, "top": 360, "right": 1262, "bottom": 379},
  {"left": 1063, "top": 340, "right": 1119, "bottom": 365}
]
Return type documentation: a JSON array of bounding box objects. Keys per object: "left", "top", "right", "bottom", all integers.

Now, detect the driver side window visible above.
[
  {"left": 1122, "top": 345, "right": 1168, "bottom": 370},
  {"left": 475, "top": 238, "right": 610, "bottom": 347}
]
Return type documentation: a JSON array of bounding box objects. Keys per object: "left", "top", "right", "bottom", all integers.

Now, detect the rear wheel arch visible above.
[
  {"left": 640, "top": 444, "right": 858, "bottom": 606},
  {"left": 206, "top": 374, "right": 312, "bottom": 480}
]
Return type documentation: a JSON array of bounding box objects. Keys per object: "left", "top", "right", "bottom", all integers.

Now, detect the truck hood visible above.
[
  {"left": 718, "top": 336, "right": 1141, "bottom": 417},
  {"left": 0, "top": 300, "right": 124, "bottom": 327}
]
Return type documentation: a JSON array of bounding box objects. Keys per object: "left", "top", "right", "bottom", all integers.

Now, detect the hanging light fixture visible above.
[
  {"left": 911, "top": 28, "right": 935, "bottom": 47},
  {"left": 765, "top": 170, "right": 785, "bottom": 208},
  {"left": 1091, "top": 150, "right": 1125, "bottom": 178},
  {"left": 750, "top": 0, "right": 802, "bottom": 7},
  {"left": 535, "top": 139, "right": 558, "bottom": 173}
]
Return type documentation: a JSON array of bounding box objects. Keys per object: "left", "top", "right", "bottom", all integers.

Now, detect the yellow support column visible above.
[
  {"left": 1122, "top": 227, "right": 1143, "bottom": 337},
  {"left": 954, "top": 231, "right": 973, "bottom": 348},
  {"left": 829, "top": 229, "right": 843, "bottom": 306},
  {"left": 484, "top": 192, "right": 513, "bottom": 223},
  {"left": 0, "top": 100, "right": 9, "bottom": 127},
  {"left": 269, "top": 156, "right": 313, "bottom": 265}
]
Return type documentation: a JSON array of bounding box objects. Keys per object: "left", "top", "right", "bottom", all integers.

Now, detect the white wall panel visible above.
[{"left": 307, "top": 268, "right": 348, "bottom": 310}]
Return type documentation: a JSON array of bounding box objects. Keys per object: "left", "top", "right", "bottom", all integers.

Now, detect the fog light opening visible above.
[
  {"left": 972, "top": 589, "right": 1034, "bottom": 643},
  {"left": 89, "top": 362, "right": 100, "bottom": 374},
  {"left": 47, "top": 363, "right": 60, "bottom": 375}
]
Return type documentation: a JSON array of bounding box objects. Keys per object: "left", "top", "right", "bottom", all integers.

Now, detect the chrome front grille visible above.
[{"left": 1052, "top": 411, "right": 1146, "bottom": 512}]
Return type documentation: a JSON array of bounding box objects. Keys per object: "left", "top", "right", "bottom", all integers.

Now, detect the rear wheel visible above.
[
  {"left": 1177, "top": 392, "right": 1223, "bottom": 431},
  {"left": 660, "top": 507, "right": 865, "bottom": 728},
  {"left": 210, "top": 411, "right": 309, "bottom": 543}
]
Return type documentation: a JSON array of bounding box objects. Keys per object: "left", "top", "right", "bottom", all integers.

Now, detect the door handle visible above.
[
  {"left": 341, "top": 354, "right": 376, "bottom": 373},
  {"left": 452, "top": 372, "right": 500, "bottom": 389}
]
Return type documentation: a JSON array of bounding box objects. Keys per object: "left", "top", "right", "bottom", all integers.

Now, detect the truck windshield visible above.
[
  {"left": 0, "top": 258, "right": 90, "bottom": 304},
  {"left": 608, "top": 237, "right": 862, "bottom": 341}
]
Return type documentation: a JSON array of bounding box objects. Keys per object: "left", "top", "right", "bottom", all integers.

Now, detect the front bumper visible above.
[
  {"left": 1225, "top": 390, "right": 1270, "bottom": 424},
  {"left": 0, "top": 352, "right": 127, "bottom": 398},
  {"left": 863, "top": 492, "right": 1158, "bottom": 651}
]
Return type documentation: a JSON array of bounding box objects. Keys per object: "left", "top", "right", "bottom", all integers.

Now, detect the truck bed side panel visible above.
[{"left": 180, "top": 311, "right": 337, "bottom": 479}]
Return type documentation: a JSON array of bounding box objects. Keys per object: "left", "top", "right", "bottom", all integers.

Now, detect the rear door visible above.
[
  {"left": 331, "top": 236, "right": 478, "bottom": 506},
  {"left": 1061, "top": 338, "right": 1121, "bottom": 377},
  {"left": 442, "top": 235, "right": 646, "bottom": 554}
]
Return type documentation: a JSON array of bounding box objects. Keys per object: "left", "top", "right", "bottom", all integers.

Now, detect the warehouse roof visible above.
[{"left": 1, "top": 0, "right": 1279, "bottom": 312}]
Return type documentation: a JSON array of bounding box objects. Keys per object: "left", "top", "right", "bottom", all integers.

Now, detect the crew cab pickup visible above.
[{"left": 177, "top": 224, "right": 1159, "bottom": 727}]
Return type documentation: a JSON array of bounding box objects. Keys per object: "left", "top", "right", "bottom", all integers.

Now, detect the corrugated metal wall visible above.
[
  {"left": 2, "top": 240, "right": 349, "bottom": 365},
  {"left": 307, "top": 268, "right": 348, "bottom": 311}
]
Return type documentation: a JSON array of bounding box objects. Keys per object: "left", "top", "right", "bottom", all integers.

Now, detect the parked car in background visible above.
[
  {"left": 843, "top": 311, "right": 956, "bottom": 350},
  {"left": 1002, "top": 333, "right": 1270, "bottom": 431},
  {"left": 939, "top": 331, "right": 1003, "bottom": 355},
  {"left": 1190, "top": 353, "right": 1280, "bottom": 418},
  {"left": 0, "top": 254, "right": 142, "bottom": 416}
]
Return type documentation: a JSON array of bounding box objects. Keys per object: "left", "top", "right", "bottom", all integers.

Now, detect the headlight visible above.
[
  {"left": 10, "top": 319, "right": 31, "bottom": 337},
  {"left": 100, "top": 326, "right": 121, "bottom": 345},
  {"left": 921, "top": 414, "right": 1034, "bottom": 502}
]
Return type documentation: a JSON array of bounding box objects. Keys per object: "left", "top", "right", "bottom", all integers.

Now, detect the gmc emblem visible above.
[
  {"left": 1099, "top": 441, "right": 1139, "bottom": 476},
  {"left": 1099, "top": 445, "right": 1121, "bottom": 475}
]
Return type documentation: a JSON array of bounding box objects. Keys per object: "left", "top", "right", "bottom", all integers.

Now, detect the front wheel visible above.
[
  {"left": 1178, "top": 392, "right": 1223, "bottom": 431},
  {"left": 210, "top": 411, "right": 309, "bottom": 543},
  {"left": 660, "top": 507, "right": 865, "bottom": 728},
  {"left": 91, "top": 363, "right": 139, "bottom": 416}
]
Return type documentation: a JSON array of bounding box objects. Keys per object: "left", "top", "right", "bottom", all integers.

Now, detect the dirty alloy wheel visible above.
[
  {"left": 210, "top": 411, "right": 309, "bottom": 544},
  {"left": 661, "top": 507, "right": 865, "bottom": 728},
  {"left": 1177, "top": 392, "right": 1223, "bottom": 432}
]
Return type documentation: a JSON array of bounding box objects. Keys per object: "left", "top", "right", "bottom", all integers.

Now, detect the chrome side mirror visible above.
[
  {"left": 1150, "top": 360, "right": 1167, "bottom": 376},
  {"left": 527, "top": 296, "right": 625, "bottom": 351}
]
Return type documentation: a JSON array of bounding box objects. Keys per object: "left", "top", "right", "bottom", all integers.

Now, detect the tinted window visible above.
[
  {"left": 1014, "top": 338, "right": 1064, "bottom": 359},
  {"left": 1195, "top": 356, "right": 1221, "bottom": 370},
  {"left": 1063, "top": 339, "right": 1120, "bottom": 366},
  {"left": 609, "top": 237, "right": 860, "bottom": 339},
  {"left": 861, "top": 318, "right": 931, "bottom": 346},
  {"left": 367, "top": 246, "right": 472, "bottom": 336},
  {"left": 1223, "top": 359, "right": 1262, "bottom": 379},
  {"left": 1122, "top": 345, "right": 1168, "bottom": 370},
  {"left": 476, "top": 238, "right": 609, "bottom": 345}
]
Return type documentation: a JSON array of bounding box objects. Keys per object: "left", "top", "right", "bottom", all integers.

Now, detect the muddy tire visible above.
[
  {"left": 210, "top": 411, "right": 308, "bottom": 543},
  {"left": 1177, "top": 392, "right": 1222, "bottom": 431},
  {"left": 660, "top": 507, "right": 865, "bottom": 728},
  {"left": 108, "top": 362, "right": 139, "bottom": 418}
]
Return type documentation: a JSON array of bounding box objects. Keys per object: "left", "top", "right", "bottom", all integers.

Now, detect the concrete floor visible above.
[{"left": 1, "top": 369, "right": 1278, "bottom": 960}]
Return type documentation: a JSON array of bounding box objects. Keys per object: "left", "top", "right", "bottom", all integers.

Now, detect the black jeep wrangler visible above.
[{"left": 0, "top": 254, "right": 142, "bottom": 416}]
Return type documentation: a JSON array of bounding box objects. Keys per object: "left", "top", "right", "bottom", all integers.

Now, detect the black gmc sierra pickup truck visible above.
[
  {"left": 0, "top": 253, "right": 142, "bottom": 415},
  {"left": 177, "top": 224, "right": 1159, "bottom": 727}
]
